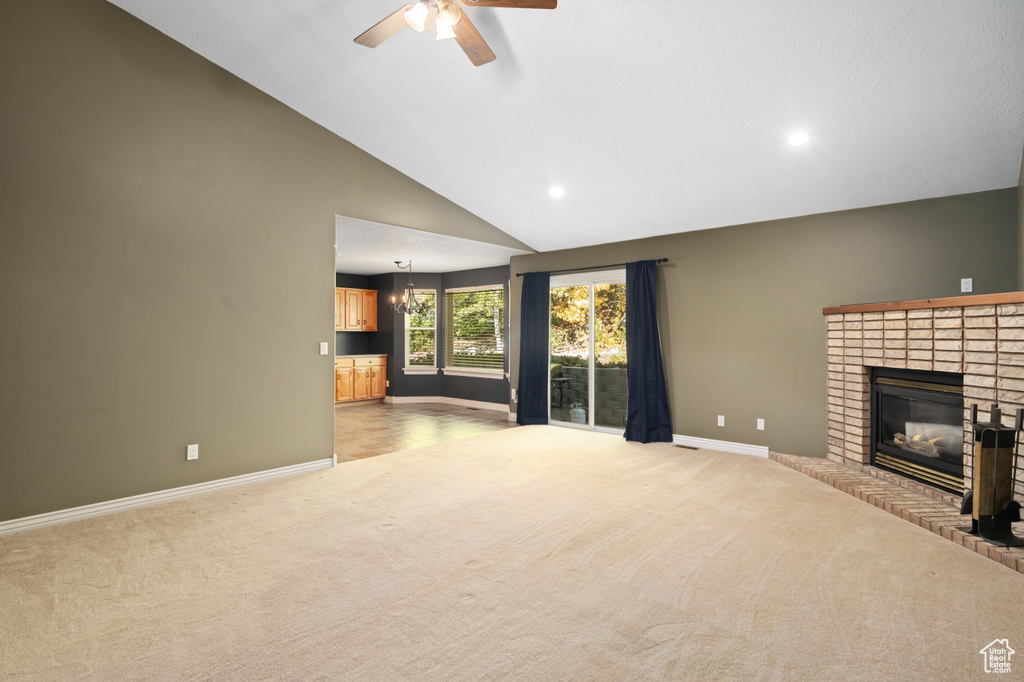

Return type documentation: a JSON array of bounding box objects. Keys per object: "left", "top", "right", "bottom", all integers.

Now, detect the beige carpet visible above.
[{"left": 2, "top": 426, "right": 1023, "bottom": 680}]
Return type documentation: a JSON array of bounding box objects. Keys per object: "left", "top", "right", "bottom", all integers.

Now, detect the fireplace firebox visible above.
[{"left": 870, "top": 367, "right": 964, "bottom": 493}]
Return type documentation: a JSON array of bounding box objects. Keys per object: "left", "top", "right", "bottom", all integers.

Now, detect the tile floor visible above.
[{"left": 334, "top": 402, "right": 516, "bottom": 462}]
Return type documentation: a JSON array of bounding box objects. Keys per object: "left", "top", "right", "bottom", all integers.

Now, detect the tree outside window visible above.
[
  {"left": 406, "top": 291, "right": 436, "bottom": 366},
  {"left": 550, "top": 283, "right": 626, "bottom": 368},
  {"left": 445, "top": 287, "right": 504, "bottom": 372}
]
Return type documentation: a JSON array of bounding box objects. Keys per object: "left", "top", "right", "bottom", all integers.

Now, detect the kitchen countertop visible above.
[{"left": 335, "top": 354, "right": 387, "bottom": 359}]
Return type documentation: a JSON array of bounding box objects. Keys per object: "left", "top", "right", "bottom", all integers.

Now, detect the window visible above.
[
  {"left": 549, "top": 270, "right": 626, "bottom": 431},
  {"left": 445, "top": 286, "right": 505, "bottom": 373},
  {"left": 405, "top": 290, "right": 436, "bottom": 368}
]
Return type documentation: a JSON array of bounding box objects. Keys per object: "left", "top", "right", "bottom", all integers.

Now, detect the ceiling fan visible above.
[{"left": 354, "top": 0, "right": 557, "bottom": 66}]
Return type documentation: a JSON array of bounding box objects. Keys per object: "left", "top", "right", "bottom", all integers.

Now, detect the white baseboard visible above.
[
  {"left": 0, "top": 456, "right": 335, "bottom": 538},
  {"left": 440, "top": 397, "right": 509, "bottom": 413},
  {"left": 509, "top": 412, "right": 517, "bottom": 422},
  {"left": 672, "top": 434, "right": 770, "bottom": 458},
  {"left": 385, "top": 395, "right": 441, "bottom": 404},
  {"left": 386, "top": 395, "right": 509, "bottom": 413}
]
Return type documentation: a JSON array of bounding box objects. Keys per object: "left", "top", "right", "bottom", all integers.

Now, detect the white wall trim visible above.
[
  {"left": 0, "top": 456, "right": 335, "bottom": 538},
  {"left": 441, "top": 368, "right": 504, "bottom": 380},
  {"left": 386, "top": 395, "right": 509, "bottom": 413},
  {"left": 402, "top": 367, "right": 438, "bottom": 375},
  {"left": 672, "top": 434, "right": 770, "bottom": 458},
  {"left": 441, "top": 397, "right": 510, "bottom": 413},
  {"left": 445, "top": 283, "right": 502, "bottom": 294},
  {"left": 508, "top": 412, "right": 517, "bottom": 422}
]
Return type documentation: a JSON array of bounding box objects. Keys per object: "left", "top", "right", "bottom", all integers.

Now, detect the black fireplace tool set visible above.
[{"left": 958, "top": 403, "right": 1024, "bottom": 547}]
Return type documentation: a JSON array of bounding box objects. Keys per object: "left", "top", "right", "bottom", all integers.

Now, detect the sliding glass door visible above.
[{"left": 549, "top": 270, "right": 627, "bottom": 432}]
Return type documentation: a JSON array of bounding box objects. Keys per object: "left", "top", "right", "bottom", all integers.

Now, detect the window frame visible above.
[
  {"left": 442, "top": 284, "right": 506, "bottom": 379},
  {"left": 403, "top": 289, "right": 438, "bottom": 374},
  {"left": 548, "top": 269, "right": 627, "bottom": 433}
]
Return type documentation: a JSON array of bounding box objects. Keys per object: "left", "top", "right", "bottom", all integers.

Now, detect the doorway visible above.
[{"left": 548, "top": 270, "right": 627, "bottom": 432}]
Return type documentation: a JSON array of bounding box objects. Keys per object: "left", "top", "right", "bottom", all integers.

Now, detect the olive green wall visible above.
[
  {"left": 510, "top": 189, "right": 1019, "bottom": 458},
  {"left": 0, "top": 0, "right": 522, "bottom": 522},
  {"left": 1018, "top": 149, "right": 1024, "bottom": 290}
]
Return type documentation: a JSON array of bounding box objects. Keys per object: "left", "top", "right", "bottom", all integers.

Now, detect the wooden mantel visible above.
[{"left": 823, "top": 291, "right": 1024, "bottom": 316}]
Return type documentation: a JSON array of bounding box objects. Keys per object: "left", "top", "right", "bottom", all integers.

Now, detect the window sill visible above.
[
  {"left": 403, "top": 367, "right": 439, "bottom": 375},
  {"left": 442, "top": 368, "right": 506, "bottom": 380}
]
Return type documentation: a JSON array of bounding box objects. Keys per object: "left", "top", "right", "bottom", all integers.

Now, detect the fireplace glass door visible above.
[
  {"left": 876, "top": 394, "right": 963, "bottom": 469},
  {"left": 871, "top": 370, "right": 964, "bottom": 492}
]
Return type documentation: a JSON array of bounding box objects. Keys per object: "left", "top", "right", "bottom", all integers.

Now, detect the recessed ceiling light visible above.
[
  {"left": 787, "top": 131, "right": 810, "bottom": 146},
  {"left": 549, "top": 185, "right": 566, "bottom": 198}
]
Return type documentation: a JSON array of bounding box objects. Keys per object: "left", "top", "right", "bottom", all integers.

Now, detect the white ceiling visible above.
[
  {"left": 336, "top": 216, "right": 530, "bottom": 275},
  {"left": 110, "top": 1, "right": 1024, "bottom": 254}
]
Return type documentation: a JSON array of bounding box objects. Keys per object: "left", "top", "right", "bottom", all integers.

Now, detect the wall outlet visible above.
[
  {"left": 757, "top": 418, "right": 765, "bottom": 431},
  {"left": 386, "top": 380, "right": 390, "bottom": 388},
  {"left": 319, "top": 342, "right": 329, "bottom": 355},
  {"left": 961, "top": 278, "right": 973, "bottom": 293},
  {"left": 186, "top": 444, "right": 199, "bottom": 461},
  {"left": 717, "top": 415, "right": 725, "bottom": 427},
  {"left": 511, "top": 388, "right": 517, "bottom": 402}
]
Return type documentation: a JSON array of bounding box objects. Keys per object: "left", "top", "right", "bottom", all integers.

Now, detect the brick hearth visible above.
[{"left": 771, "top": 452, "right": 1024, "bottom": 575}]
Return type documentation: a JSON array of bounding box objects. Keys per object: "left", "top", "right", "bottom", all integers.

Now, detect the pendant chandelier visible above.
[{"left": 391, "top": 260, "right": 424, "bottom": 314}]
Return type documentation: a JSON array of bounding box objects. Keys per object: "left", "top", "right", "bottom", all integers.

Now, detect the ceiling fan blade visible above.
[
  {"left": 460, "top": 0, "right": 557, "bottom": 8},
  {"left": 354, "top": 4, "right": 414, "bottom": 48},
  {"left": 453, "top": 11, "right": 496, "bottom": 66}
]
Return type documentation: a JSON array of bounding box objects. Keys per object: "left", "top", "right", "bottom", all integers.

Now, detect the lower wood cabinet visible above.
[
  {"left": 335, "top": 355, "right": 386, "bottom": 403},
  {"left": 353, "top": 364, "right": 371, "bottom": 401},
  {"left": 371, "top": 364, "right": 386, "bottom": 398},
  {"left": 335, "top": 366, "right": 354, "bottom": 402}
]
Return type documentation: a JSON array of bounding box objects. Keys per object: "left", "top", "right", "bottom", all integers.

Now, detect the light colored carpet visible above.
[{"left": 2, "top": 426, "right": 1022, "bottom": 680}]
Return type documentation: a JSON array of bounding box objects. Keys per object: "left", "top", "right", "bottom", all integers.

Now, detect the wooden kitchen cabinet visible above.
[
  {"left": 335, "top": 355, "right": 386, "bottom": 403},
  {"left": 336, "top": 287, "right": 378, "bottom": 332},
  {"left": 370, "top": 364, "right": 385, "bottom": 399},
  {"left": 344, "top": 289, "right": 362, "bottom": 329},
  {"left": 335, "top": 364, "right": 354, "bottom": 402},
  {"left": 335, "top": 287, "right": 349, "bottom": 331},
  {"left": 353, "top": 366, "right": 371, "bottom": 401},
  {"left": 361, "top": 290, "right": 377, "bottom": 331}
]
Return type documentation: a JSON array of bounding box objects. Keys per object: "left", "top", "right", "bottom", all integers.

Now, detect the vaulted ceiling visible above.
[{"left": 110, "top": 1, "right": 1024, "bottom": 253}]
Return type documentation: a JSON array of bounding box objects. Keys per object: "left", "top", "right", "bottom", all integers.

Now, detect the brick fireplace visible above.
[{"left": 825, "top": 293, "right": 1024, "bottom": 504}]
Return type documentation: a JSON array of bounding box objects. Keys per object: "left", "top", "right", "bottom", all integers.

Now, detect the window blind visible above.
[{"left": 445, "top": 287, "right": 504, "bottom": 371}]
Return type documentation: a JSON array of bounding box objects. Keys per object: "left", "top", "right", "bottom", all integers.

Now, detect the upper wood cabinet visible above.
[
  {"left": 335, "top": 287, "right": 378, "bottom": 332},
  {"left": 344, "top": 289, "right": 362, "bottom": 329},
  {"left": 362, "top": 290, "right": 377, "bottom": 331},
  {"left": 335, "top": 289, "right": 344, "bottom": 330}
]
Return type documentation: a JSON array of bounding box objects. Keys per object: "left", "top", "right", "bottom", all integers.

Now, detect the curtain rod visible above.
[{"left": 515, "top": 258, "right": 668, "bottom": 278}]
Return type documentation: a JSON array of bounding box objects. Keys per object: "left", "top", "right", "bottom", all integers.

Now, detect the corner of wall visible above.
[{"left": 1018, "top": 146, "right": 1024, "bottom": 290}]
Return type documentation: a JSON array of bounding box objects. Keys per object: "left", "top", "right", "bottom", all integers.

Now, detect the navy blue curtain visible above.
[
  {"left": 516, "top": 272, "right": 550, "bottom": 425},
  {"left": 624, "top": 260, "right": 672, "bottom": 442}
]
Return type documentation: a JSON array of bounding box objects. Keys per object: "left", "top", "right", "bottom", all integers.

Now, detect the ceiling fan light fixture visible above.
[
  {"left": 435, "top": 22, "right": 457, "bottom": 40},
  {"left": 403, "top": 2, "right": 429, "bottom": 32},
  {"left": 436, "top": 0, "right": 463, "bottom": 27}
]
